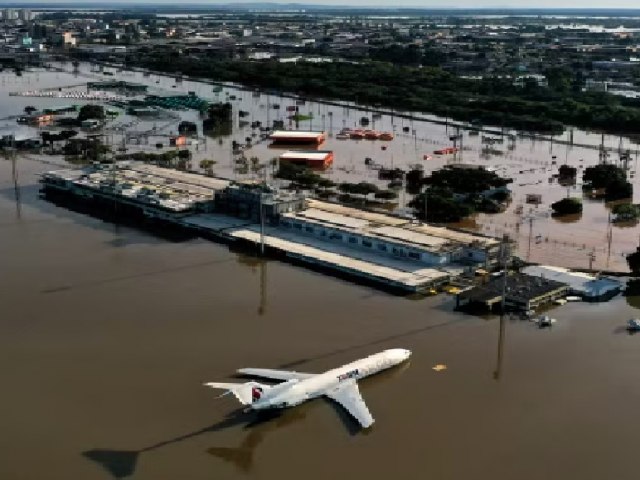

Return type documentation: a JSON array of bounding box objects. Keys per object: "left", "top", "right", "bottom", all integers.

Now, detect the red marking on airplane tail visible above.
[{"left": 252, "top": 387, "right": 263, "bottom": 401}]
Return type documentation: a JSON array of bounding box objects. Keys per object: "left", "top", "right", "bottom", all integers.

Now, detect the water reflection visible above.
[
  {"left": 207, "top": 409, "right": 305, "bottom": 473},
  {"left": 552, "top": 212, "right": 582, "bottom": 224},
  {"left": 11, "top": 154, "right": 22, "bottom": 219}
]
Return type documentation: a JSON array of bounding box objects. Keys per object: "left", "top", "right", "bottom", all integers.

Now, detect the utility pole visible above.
[
  {"left": 527, "top": 216, "right": 534, "bottom": 261},
  {"left": 494, "top": 234, "right": 510, "bottom": 381},
  {"left": 588, "top": 249, "right": 596, "bottom": 271},
  {"left": 11, "top": 135, "right": 21, "bottom": 219}
]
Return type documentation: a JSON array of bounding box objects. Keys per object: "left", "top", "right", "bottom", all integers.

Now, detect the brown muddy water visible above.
[{"left": 3, "top": 150, "right": 640, "bottom": 480}]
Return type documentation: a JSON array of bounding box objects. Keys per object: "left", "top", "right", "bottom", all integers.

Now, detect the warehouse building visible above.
[
  {"left": 456, "top": 273, "right": 568, "bottom": 312},
  {"left": 269, "top": 130, "right": 326, "bottom": 144},
  {"left": 278, "top": 199, "right": 502, "bottom": 269},
  {"left": 522, "top": 265, "right": 622, "bottom": 302},
  {"left": 279, "top": 150, "right": 334, "bottom": 169}
]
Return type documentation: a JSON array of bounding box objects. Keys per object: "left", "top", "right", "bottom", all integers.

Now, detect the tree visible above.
[
  {"left": 558, "top": 164, "right": 577, "bottom": 178},
  {"left": 627, "top": 246, "right": 640, "bottom": 275},
  {"left": 374, "top": 190, "right": 398, "bottom": 200},
  {"left": 613, "top": 203, "right": 640, "bottom": 222},
  {"left": 316, "top": 178, "right": 335, "bottom": 189},
  {"left": 24, "top": 106, "right": 37, "bottom": 115},
  {"left": 551, "top": 197, "right": 583, "bottom": 216},
  {"left": 426, "top": 167, "right": 512, "bottom": 195},
  {"left": 199, "top": 159, "right": 216, "bottom": 169},
  {"left": 606, "top": 179, "right": 633, "bottom": 201},
  {"left": 77, "top": 104, "right": 105, "bottom": 122},
  {"left": 583, "top": 164, "right": 626, "bottom": 190},
  {"left": 353, "top": 182, "right": 379, "bottom": 197},
  {"left": 409, "top": 187, "right": 473, "bottom": 223}
]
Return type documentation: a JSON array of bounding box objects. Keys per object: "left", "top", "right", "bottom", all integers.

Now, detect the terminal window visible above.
[
  {"left": 362, "top": 240, "right": 372, "bottom": 248},
  {"left": 348, "top": 237, "right": 357, "bottom": 244},
  {"left": 377, "top": 244, "right": 387, "bottom": 251}
]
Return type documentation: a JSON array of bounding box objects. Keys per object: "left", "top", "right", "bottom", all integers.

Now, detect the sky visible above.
[{"left": 6, "top": 0, "right": 640, "bottom": 7}]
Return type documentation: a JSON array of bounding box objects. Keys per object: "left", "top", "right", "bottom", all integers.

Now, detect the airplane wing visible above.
[
  {"left": 237, "top": 368, "right": 315, "bottom": 381},
  {"left": 325, "top": 379, "right": 375, "bottom": 428}
]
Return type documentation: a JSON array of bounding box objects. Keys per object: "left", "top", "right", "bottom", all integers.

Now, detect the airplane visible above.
[{"left": 204, "top": 348, "right": 411, "bottom": 429}]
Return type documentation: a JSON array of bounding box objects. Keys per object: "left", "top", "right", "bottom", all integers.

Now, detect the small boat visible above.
[
  {"left": 381, "top": 145, "right": 388, "bottom": 151},
  {"left": 350, "top": 132, "right": 364, "bottom": 140},
  {"left": 565, "top": 296, "right": 581, "bottom": 302},
  {"left": 423, "top": 154, "right": 433, "bottom": 161},
  {"left": 628, "top": 319, "right": 640, "bottom": 332},
  {"left": 379, "top": 132, "right": 394, "bottom": 141},
  {"left": 336, "top": 134, "right": 350, "bottom": 140},
  {"left": 536, "top": 315, "right": 556, "bottom": 328}
]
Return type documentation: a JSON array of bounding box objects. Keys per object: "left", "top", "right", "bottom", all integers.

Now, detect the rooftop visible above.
[
  {"left": 43, "top": 162, "right": 230, "bottom": 212},
  {"left": 279, "top": 150, "right": 333, "bottom": 160},
  {"left": 522, "top": 265, "right": 622, "bottom": 298},
  {"left": 283, "top": 200, "right": 500, "bottom": 255},
  {"left": 458, "top": 272, "right": 568, "bottom": 305},
  {"left": 270, "top": 130, "right": 325, "bottom": 139}
]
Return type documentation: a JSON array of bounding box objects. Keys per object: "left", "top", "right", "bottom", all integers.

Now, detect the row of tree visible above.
[{"left": 124, "top": 52, "right": 640, "bottom": 134}]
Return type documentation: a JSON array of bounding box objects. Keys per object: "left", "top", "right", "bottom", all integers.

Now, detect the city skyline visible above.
[{"left": 2, "top": 0, "right": 640, "bottom": 8}]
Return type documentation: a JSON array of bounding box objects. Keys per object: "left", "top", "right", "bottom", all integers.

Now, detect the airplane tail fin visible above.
[{"left": 204, "top": 381, "right": 269, "bottom": 406}]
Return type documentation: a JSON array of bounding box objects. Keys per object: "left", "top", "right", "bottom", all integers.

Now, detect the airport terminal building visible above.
[{"left": 279, "top": 200, "right": 502, "bottom": 269}]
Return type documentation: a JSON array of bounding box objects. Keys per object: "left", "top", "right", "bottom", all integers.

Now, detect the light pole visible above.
[
  {"left": 259, "top": 192, "right": 265, "bottom": 256},
  {"left": 422, "top": 184, "right": 428, "bottom": 223}
]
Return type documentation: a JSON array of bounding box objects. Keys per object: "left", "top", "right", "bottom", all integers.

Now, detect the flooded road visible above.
[{"left": 3, "top": 154, "right": 640, "bottom": 479}]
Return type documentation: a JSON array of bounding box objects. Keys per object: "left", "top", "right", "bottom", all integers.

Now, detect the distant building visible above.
[
  {"left": 279, "top": 150, "right": 334, "bottom": 169},
  {"left": 18, "top": 9, "right": 34, "bottom": 22},
  {"left": 514, "top": 74, "right": 549, "bottom": 88},
  {"left": 51, "top": 31, "right": 76, "bottom": 47},
  {"left": 3, "top": 8, "right": 17, "bottom": 21}
]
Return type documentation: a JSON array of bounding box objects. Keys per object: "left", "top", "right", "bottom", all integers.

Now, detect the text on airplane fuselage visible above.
[{"left": 337, "top": 369, "right": 359, "bottom": 382}]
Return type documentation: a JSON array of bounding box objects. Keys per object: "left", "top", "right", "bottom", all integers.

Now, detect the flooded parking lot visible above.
[{"left": 3, "top": 150, "right": 640, "bottom": 479}]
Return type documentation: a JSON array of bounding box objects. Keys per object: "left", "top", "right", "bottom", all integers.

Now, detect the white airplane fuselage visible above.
[{"left": 250, "top": 348, "right": 411, "bottom": 411}]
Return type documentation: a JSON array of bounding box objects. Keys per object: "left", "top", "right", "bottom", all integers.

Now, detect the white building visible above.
[
  {"left": 522, "top": 265, "right": 622, "bottom": 301},
  {"left": 278, "top": 200, "right": 501, "bottom": 268},
  {"left": 18, "top": 9, "right": 34, "bottom": 22},
  {"left": 3, "top": 8, "right": 17, "bottom": 21}
]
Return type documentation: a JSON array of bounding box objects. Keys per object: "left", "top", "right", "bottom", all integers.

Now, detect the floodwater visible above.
[
  {"left": 4, "top": 63, "right": 639, "bottom": 271},
  {"left": 4, "top": 142, "right": 640, "bottom": 480}
]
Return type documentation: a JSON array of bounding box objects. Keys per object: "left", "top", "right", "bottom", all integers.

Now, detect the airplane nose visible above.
[{"left": 403, "top": 349, "right": 412, "bottom": 359}]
